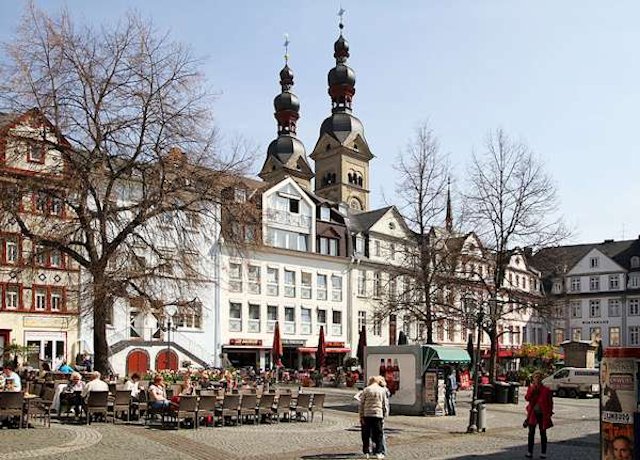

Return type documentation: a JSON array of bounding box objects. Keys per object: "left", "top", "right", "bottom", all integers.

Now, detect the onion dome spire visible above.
[
  {"left": 328, "top": 9, "right": 356, "bottom": 113},
  {"left": 273, "top": 34, "right": 300, "bottom": 135},
  {"left": 445, "top": 177, "right": 453, "bottom": 232}
]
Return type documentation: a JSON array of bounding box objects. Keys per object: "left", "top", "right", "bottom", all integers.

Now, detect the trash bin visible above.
[
  {"left": 479, "top": 384, "right": 495, "bottom": 403},
  {"left": 476, "top": 400, "right": 487, "bottom": 432},
  {"left": 508, "top": 382, "right": 520, "bottom": 404},
  {"left": 494, "top": 382, "right": 510, "bottom": 404}
]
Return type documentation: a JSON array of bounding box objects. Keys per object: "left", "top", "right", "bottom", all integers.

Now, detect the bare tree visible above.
[
  {"left": 0, "top": 5, "right": 253, "bottom": 373},
  {"left": 464, "top": 128, "right": 568, "bottom": 380},
  {"left": 373, "top": 123, "right": 453, "bottom": 344}
]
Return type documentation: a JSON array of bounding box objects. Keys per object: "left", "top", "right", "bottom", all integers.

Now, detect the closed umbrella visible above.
[
  {"left": 357, "top": 326, "right": 367, "bottom": 366},
  {"left": 271, "top": 321, "right": 283, "bottom": 369},
  {"left": 467, "top": 335, "right": 475, "bottom": 368},
  {"left": 398, "top": 330, "right": 408, "bottom": 345},
  {"left": 316, "top": 325, "right": 327, "bottom": 370}
]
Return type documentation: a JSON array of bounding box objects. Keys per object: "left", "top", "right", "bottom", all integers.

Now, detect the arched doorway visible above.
[
  {"left": 156, "top": 349, "right": 178, "bottom": 371},
  {"left": 126, "top": 349, "right": 150, "bottom": 376}
]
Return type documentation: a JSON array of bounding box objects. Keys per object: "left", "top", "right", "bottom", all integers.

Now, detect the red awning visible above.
[{"left": 298, "top": 347, "right": 351, "bottom": 354}]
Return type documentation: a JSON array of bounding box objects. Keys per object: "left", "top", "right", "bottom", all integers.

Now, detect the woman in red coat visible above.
[{"left": 525, "top": 371, "right": 554, "bottom": 458}]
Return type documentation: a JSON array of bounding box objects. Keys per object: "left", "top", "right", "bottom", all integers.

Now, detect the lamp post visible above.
[
  {"left": 164, "top": 305, "right": 178, "bottom": 370},
  {"left": 467, "top": 304, "right": 485, "bottom": 433}
]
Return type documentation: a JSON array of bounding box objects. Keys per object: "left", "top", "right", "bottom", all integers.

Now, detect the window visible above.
[
  {"left": 5, "top": 286, "right": 19, "bottom": 310},
  {"left": 332, "top": 310, "right": 343, "bottom": 335},
  {"left": 34, "top": 193, "right": 48, "bottom": 214},
  {"left": 34, "top": 245, "right": 46, "bottom": 266},
  {"left": 609, "top": 299, "right": 621, "bottom": 317},
  {"left": 229, "top": 263, "right": 242, "bottom": 292},
  {"left": 570, "top": 301, "right": 582, "bottom": 318},
  {"left": 631, "top": 256, "right": 640, "bottom": 269},
  {"left": 247, "top": 304, "right": 260, "bottom": 333},
  {"left": 589, "top": 300, "right": 601, "bottom": 317},
  {"left": 373, "top": 318, "right": 382, "bottom": 336},
  {"left": 389, "top": 243, "right": 396, "bottom": 260},
  {"left": 35, "top": 288, "right": 47, "bottom": 311},
  {"left": 234, "top": 188, "right": 247, "bottom": 203},
  {"left": 301, "top": 307, "right": 312, "bottom": 334},
  {"left": 288, "top": 198, "right": 299, "bottom": 214},
  {"left": 268, "top": 228, "right": 308, "bottom": 251},
  {"left": 572, "top": 328, "right": 582, "bottom": 341},
  {"left": 320, "top": 207, "right": 330, "bottom": 221},
  {"left": 447, "top": 320, "right": 455, "bottom": 341},
  {"left": 373, "top": 272, "right": 382, "bottom": 298},
  {"left": 248, "top": 265, "right": 261, "bottom": 295},
  {"left": 4, "top": 238, "right": 18, "bottom": 264},
  {"left": 570, "top": 277, "right": 581, "bottom": 292},
  {"left": 357, "top": 270, "right": 366, "bottom": 296},
  {"left": 609, "top": 275, "right": 620, "bottom": 290},
  {"left": 589, "top": 276, "right": 600, "bottom": 291},
  {"left": 284, "top": 270, "right": 296, "bottom": 298},
  {"left": 552, "top": 281, "right": 562, "bottom": 294},
  {"left": 267, "top": 305, "right": 278, "bottom": 332},
  {"left": 267, "top": 267, "right": 279, "bottom": 296},
  {"left": 355, "top": 236, "right": 365, "bottom": 255},
  {"left": 318, "top": 237, "right": 339, "bottom": 256},
  {"left": 590, "top": 327, "right": 601, "bottom": 342},
  {"left": 629, "top": 298, "right": 640, "bottom": 316},
  {"left": 51, "top": 289, "right": 63, "bottom": 312},
  {"left": 389, "top": 277, "right": 397, "bottom": 301},
  {"left": 610, "top": 327, "right": 621, "bottom": 346},
  {"left": 437, "top": 320, "right": 445, "bottom": 342},
  {"left": 28, "top": 143, "right": 45, "bottom": 163},
  {"left": 229, "top": 302, "right": 242, "bottom": 332},
  {"left": 590, "top": 257, "right": 599, "bottom": 268},
  {"left": 317, "top": 309, "right": 327, "bottom": 330},
  {"left": 176, "top": 301, "right": 202, "bottom": 329},
  {"left": 402, "top": 315, "right": 412, "bottom": 336},
  {"left": 630, "top": 326, "right": 640, "bottom": 346},
  {"left": 317, "top": 274, "right": 327, "bottom": 300},
  {"left": 331, "top": 275, "right": 342, "bottom": 302},
  {"left": 629, "top": 274, "right": 640, "bottom": 289},
  {"left": 301, "top": 272, "right": 312, "bottom": 299},
  {"left": 284, "top": 306, "right": 295, "bottom": 334},
  {"left": 357, "top": 311, "right": 366, "bottom": 332},
  {"left": 374, "top": 240, "right": 381, "bottom": 257},
  {"left": 554, "top": 329, "right": 564, "bottom": 345},
  {"left": 50, "top": 250, "right": 62, "bottom": 268}
]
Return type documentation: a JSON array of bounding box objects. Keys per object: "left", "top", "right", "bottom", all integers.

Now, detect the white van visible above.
[{"left": 542, "top": 367, "right": 599, "bottom": 398}]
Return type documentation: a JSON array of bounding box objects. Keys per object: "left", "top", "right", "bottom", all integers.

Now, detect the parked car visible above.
[{"left": 543, "top": 367, "right": 599, "bottom": 398}]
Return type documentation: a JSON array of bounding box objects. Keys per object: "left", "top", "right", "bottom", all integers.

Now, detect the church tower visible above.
[
  {"left": 258, "top": 48, "right": 314, "bottom": 190},
  {"left": 311, "top": 14, "right": 373, "bottom": 211}
]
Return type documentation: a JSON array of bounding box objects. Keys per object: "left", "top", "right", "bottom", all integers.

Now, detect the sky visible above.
[{"left": 1, "top": 1, "right": 638, "bottom": 245}]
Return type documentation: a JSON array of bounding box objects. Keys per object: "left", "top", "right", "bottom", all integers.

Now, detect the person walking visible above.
[
  {"left": 524, "top": 371, "right": 554, "bottom": 459},
  {"left": 359, "top": 376, "right": 389, "bottom": 459},
  {"left": 445, "top": 367, "right": 458, "bottom": 416}
]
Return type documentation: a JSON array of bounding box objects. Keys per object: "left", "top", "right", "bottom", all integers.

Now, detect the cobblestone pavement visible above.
[{"left": 0, "top": 388, "right": 600, "bottom": 459}]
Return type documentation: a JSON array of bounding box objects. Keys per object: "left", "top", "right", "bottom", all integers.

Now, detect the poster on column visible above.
[
  {"left": 366, "top": 352, "right": 416, "bottom": 405},
  {"left": 600, "top": 356, "right": 635, "bottom": 460}
]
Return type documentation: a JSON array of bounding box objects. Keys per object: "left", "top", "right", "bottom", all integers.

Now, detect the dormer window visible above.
[
  {"left": 28, "top": 143, "right": 45, "bottom": 163},
  {"left": 632, "top": 256, "right": 640, "bottom": 269},
  {"left": 320, "top": 207, "right": 330, "bottom": 221}
]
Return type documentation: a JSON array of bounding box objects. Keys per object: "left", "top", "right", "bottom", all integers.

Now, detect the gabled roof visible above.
[
  {"left": 348, "top": 206, "right": 393, "bottom": 233},
  {"left": 532, "top": 238, "right": 640, "bottom": 275}
]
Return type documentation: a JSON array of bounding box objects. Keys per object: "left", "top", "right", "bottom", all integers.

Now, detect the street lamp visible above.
[
  {"left": 467, "top": 304, "right": 485, "bottom": 433},
  {"left": 163, "top": 304, "right": 178, "bottom": 369}
]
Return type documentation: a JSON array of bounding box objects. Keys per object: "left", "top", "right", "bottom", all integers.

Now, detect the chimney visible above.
[{"left": 604, "top": 239, "right": 614, "bottom": 243}]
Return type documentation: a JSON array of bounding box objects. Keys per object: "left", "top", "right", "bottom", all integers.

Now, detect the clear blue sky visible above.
[{"left": 1, "top": 1, "right": 638, "bottom": 244}]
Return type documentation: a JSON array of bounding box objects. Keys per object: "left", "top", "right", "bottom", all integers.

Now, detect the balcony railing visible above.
[{"left": 265, "top": 209, "right": 311, "bottom": 229}]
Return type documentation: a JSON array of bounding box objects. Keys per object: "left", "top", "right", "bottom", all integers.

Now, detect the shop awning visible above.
[
  {"left": 298, "top": 347, "right": 351, "bottom": 354},
  {"left": 423, "top": 345, "right": 471, "bottom": 370}
]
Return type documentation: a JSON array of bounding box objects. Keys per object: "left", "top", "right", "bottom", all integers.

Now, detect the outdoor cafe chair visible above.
[
  {"left": 273, "top": 393, "right": 291, "bottom": 423},
  {"left": 32, "top": 387, "right": 55, "bottom": 427},
  {"left": 85, "top": 391, "right": 109, "bottom": 424},
  {"left": 0, "top": 392, "right": 24, "bottom": 429},
  {"left": 197, "top": 394, "right": 217, "bottom": 427},
  {"left": 168, "top": 395, "right": 199, "bottom": 429},
  {"left": 257, "top": 393, "right": 275, "bottom": 423},
  {"left": 294, "top": 393, "right": 312, "bottom": 422},
  {"left": 310, "top": 393, "right": 325, "bottom": 422},
  {"left": 238, "top": 394, "right": 258, "bottom": 425},
  {"left": 110, "top": 390, "right": 131, "bottom": 423},
  {"left": 216, "top": 393, "right": 240, "bottom": 427}
]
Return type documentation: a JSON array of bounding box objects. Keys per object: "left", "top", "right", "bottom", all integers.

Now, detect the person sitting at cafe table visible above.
[
  {"left": 81, "top": 371, "right": 109, "bottom": 401},
  {"left": 148, "top": 375, "right": 171, "bottom": 410},
  {"left": 58, "top": 360, "right": 74, "bottom": 374},
  {"left": 63, "top": 372, "right": 85, "bottom": 416},
  {"left": 2, "top": 365, "right": 22, "bottom": 392}
]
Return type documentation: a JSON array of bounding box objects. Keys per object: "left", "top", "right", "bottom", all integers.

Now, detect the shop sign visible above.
[
  {"left": 229, "top": 338, "right": 263, "bottom": 346},
  {"left": 325, "top": 341, "right": 344, "bottom": 348},
  {"left": 282, "top": 339, "right": 305, "bottom": 346},
  {"left": 23, "top": 316, "right": 69, "bottom": 329}
]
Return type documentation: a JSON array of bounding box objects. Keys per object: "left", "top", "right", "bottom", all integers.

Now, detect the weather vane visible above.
[
  {"left": 338, "top": 6, "right": 346, "bottom": 30},
  {"left": 283, "top": 33, "right": 290, "bottom": 64}
]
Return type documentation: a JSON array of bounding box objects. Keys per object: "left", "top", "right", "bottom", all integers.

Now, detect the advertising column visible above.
[{"left": 601, "top": 348, "right": 640, "bottom": 460}]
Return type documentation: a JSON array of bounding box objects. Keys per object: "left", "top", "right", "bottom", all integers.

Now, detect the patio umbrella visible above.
[
  {"left": 398, "top": 330, "right": 408, "bottom": 345},
  {"left": 356, "top": 326, "right": 367, "bottom": 366},
  {"left": 271, "top": 321, "right": 283, "bottom": 368},
  {"left": 316, "top": 325, "right": 327, "bottom": 370}
]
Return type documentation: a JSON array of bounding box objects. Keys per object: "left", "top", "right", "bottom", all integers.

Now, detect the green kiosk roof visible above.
[{"left": 423, "top": 345, "right": 471, "bottom": 370}]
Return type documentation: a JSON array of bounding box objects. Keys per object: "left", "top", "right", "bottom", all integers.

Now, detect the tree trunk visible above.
[
  {"left": 92, "top": 280, "right": 110, "bottom": 376},
  {"left": 488, "top": 325, "right": 499, "bottom": 383}
]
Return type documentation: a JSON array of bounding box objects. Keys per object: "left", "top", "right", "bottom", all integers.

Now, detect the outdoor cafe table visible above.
[{"left": 23, "top": 393, "right": 40, "bottom": 427}]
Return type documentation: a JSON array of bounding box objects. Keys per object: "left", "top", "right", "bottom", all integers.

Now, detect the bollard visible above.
[{"left": 476, "top": 400, "right": 487, "bottom": 432}]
